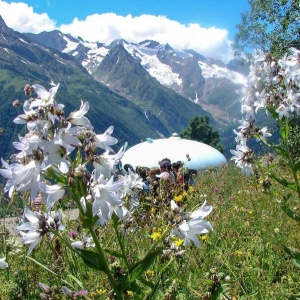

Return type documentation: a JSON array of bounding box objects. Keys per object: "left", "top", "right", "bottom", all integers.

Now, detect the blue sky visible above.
[{"left": 0, "top": 0, "right": 250, "bottom": 62}]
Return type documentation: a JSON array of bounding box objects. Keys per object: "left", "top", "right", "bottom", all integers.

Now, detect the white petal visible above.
[
  {"left": 27, "top": 236, "right": 43, "bottom": 255},
  {"left": 71, "top": 241, "right": 84, "bottom": 249},
  {"left": 23, "top": 208, "right": 40, "bottom": 224},
  {"left": 187, "top": 234, "right": 201, "bottom": 248},
  {"left": 32, "top": 84, "right": 49, "bottom": 99},
  {"left": 0, "top": 169, "right": 12, "bottom": 179}
]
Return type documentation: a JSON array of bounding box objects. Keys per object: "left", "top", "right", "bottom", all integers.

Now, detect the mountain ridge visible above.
[
  {"left": 25, "top": 30, "right": 247, "bottom": 126},
  {"left": 0, "top": 17, "right": 218, "bottom": 159}
]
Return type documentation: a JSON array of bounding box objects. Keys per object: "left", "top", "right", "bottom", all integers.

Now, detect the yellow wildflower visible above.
[
  {"left": 201, "top": 235, "right": 207, "bottom": 241},
  {"left": 96, "top": 289, "right": 107, "bottom": 296},
  {"left": 126, "top": 291, "right": 133, "bottom": 297},
  {"left": 174, "top": 238, "right": 184, "bottom": 247},
  {"left": 183, "top": 191, "right": 188, "bottom": 198},
  {"left": 146, "top": 270, "right": 155, "bottom": 277},
  {"left": 188, "top": 186, "right": 195, "bottom": 193},
  {"left": 150, "top": 207, "right": 156, "bottom": 214},
  {"left": 236, "top": 250, "right": 243, "bottom": 257},
  {"left": 174, "top": 195, "right": 183, "bottom": 203},
  {"left": 151, "top": 229, "right": 162, "bottom": 241}
]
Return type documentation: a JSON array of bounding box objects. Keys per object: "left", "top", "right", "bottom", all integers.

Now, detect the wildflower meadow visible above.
[{"left": 0, "top": 48, "right": 300, "bottom": 299}]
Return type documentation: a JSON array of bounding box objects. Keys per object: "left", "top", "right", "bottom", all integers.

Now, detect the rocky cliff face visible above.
[{"left": 25, "top": 31, "right": 248, "bottom": 126}]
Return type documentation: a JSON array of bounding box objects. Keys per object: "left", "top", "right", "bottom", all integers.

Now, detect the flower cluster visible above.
[
  {"left": 0, "top": 83, "right": 142, "bottom": 253},
  {"left": 231, "top": 48, "right": 300, "bottom": 174},
  {"left": 169, "top": 199, "right": 213, "bottom": 248},
  {"left": 16, "top": 208, "right": 65, "bottom": 254},
  {"left": 0, "top": 83, "right": 213, "bottom": 257}
]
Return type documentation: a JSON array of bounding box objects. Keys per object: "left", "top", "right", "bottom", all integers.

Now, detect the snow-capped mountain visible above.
[{"left": 25, "top": 31, "right": 248, "bottom": 125}]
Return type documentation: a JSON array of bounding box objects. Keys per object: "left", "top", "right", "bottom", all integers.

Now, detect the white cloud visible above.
[
  {"left": 60, "top": 13, "right": 234, "bottom": 62},
  {"left": 0, "top": 1, "right": 56, "bottom": 33},
  {"left": 0, "top": 2, "right": 234, "bottom": 62}
]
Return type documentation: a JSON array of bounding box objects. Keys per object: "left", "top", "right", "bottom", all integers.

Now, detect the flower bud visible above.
[
  {"left": 24, "top": 84, "right": 34, "bottom": 95},
  {"left": 39, "top": 282, "right": 51, "bottom": 294},
  {"left": 39, "top": 293, "right": 49, "bottom": 300},
  {"left": 61, "top": 286, "right": 73, "bottom": 298},
  {"left": 12, "top": 99, "right": 20, "bottom": 107},
  {"left": 174, "top": 250, "right": 186, "bottom": 257},
  {"left": 74, "top": 166, "right": 83, "bottom": 177},
  {"left": 68, "top": 176, "right": 75, "bottom": 187}
]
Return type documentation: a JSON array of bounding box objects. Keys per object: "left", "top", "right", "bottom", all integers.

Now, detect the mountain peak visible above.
[
  {"left": 138, "top": 40, "right": 161, "bottom": 49},
  {"left": 163, "top": 43, "right": 173, "bottom": 51},
  {"left": 0, "top": 15, "right": 8, "bottom": 29},
  {"left": 110, "top": 38, "right": 128, "bottom": 48}
]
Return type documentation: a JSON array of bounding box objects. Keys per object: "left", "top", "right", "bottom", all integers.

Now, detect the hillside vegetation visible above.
[{"left": 0, "top": 163, "right": 299, "bottom": 299}]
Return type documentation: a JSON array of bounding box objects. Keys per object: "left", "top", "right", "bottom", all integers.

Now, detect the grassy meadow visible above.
[{"left": 0, "top": 162, "right": 299, "bottom": 300}]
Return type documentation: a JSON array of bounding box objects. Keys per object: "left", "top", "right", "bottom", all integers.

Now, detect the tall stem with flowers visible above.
[
  {"left": 231, "top": 47, "right": 300, "bottom": 270},
  {"left": 0, "top": 83, "right": 213, "bottom": 299}
]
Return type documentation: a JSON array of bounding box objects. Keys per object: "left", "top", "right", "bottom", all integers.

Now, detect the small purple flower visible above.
[
  {"left": 228, "top": 195, "right": 232, "bottom": 201},
  {"left": 73, "top": 290, "right": 88, "bottom": 297},
  {"left": 69, "top": 230, "right": 78, "bottom": 239},
  {"left": 119, "top": 268, "right": 125, "bottom": 275}
]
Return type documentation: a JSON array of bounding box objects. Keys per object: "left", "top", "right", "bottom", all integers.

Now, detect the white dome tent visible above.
[{"left": 121, "top": 133, "right": 227, "bottom": 171}]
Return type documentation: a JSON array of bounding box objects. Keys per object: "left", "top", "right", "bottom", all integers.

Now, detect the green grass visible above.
[{"left": 0, "top": 163, "right": 299, "bottom": 299}]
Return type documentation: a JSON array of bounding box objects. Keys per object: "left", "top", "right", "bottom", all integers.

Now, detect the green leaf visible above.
[
  {"left": 211, "top": 284, "right": 224, "bottom": 300},
  {"left": 82, "top": 202, "right": 98, "bottom": 228},
  {"left": 26, "top": 256, "right": 58, "bottom": 276},
  {"left": 112, "top": 212, "right": 121, "bottom": 227},
  {"left": 67, "top": 274, "right": 84, "bottom": 289},
  {"left": 103, "top": 248, "right": 124, "bottom": 258},
  {"left": 43, "top": 167, "right": 67, "bottom": 185},
  {"left": 282, "top": 244, "right": 300, "bottom": 269},
  {"left": 269, "top": 173, "right": 297, "bottom": 191},
  {"left": 281, "top": 202, "right": 300, "bottom": 222},
  {"left": 285, "top": 295, "right": 300, "bottom": 300},
  {"left": 280, "top": 125, "right": 289, "bottom": 139},
  {"left": 272, "top": 145, "right": 288, "bottom": 158},
  {"left": 76, "top": 249, "right": 106, "bottom": 272},
  {"left": 139, "top": 277, "right": 155, "bottom": 289},
  {"left": 119, "top": 249, "right": 162, "bottom": 290},
  {"left": 74, "top": 149, "right": 83, "bottom": 165},
  {"left": 129, "top": 249, "right": 162, "bottom": 282},
  {"left": 293, "top": 159, "right": 300, "bottom": 172},
  {"left": 267, "top": 106, "right": 279, "bottom": 120},
  {"left": 145, "top": 277, "right": 161, "bottom": 300}
]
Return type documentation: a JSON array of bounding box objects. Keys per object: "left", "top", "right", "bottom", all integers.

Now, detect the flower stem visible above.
[
  {"left": 113, "top": 218, "right": 130, "bottom": 271},
  {"left": 282, "top": 120, "right": 300, "bottom": 198},
  {"left": 25, "top": 252, "right": 30, "bottom": 300},
  {"left": 88, "top": 225, "right": 123, "bottom": 300},
  {"left": 70, "top": 183, "right": 123, "bottom": 299}
]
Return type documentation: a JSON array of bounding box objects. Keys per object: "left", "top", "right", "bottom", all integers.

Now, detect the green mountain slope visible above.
[
  {"left": 93, "top": 43, "right": 217, "bottom": 136},
  {"left": 0, "top": 16, "right": 160, "bottom": 159}
]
